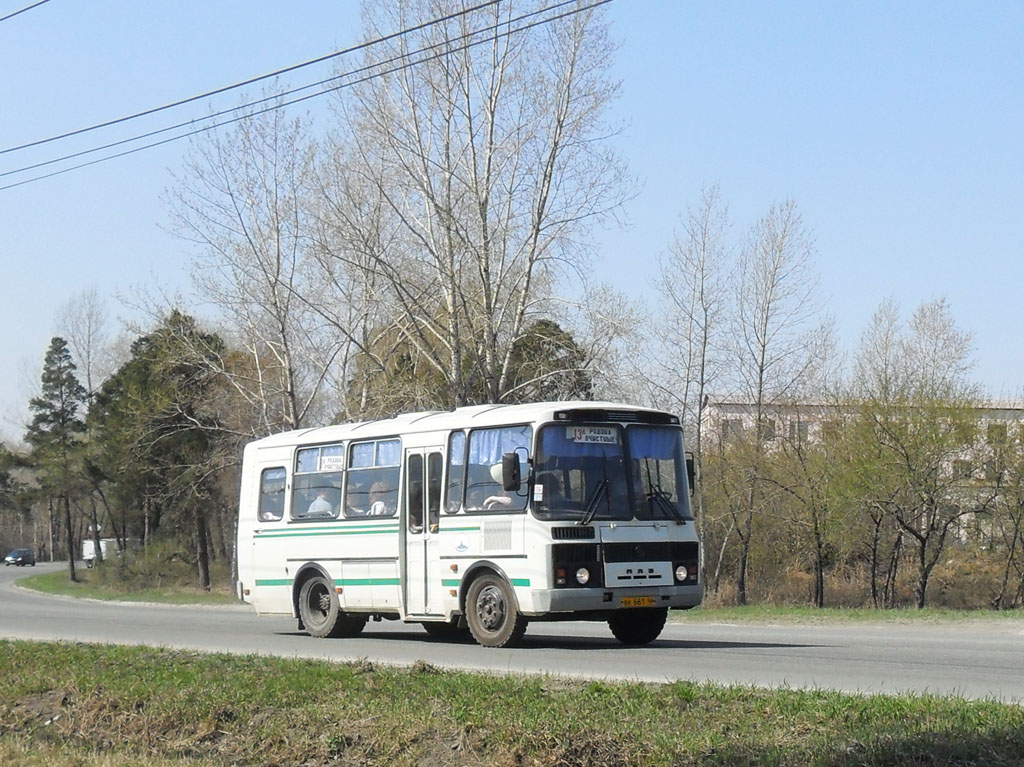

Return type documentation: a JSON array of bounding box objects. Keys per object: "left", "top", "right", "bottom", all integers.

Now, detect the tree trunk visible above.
[
  {"left": 195, "top": 504, "right": 211, "bottom": 591},
  {"left": 813, "top": 522, "right": 825, "bottom": 608},
  {"left": 868, "top": 515, "right": 882, "bottom": 608},
  {"left": 63, "top": 494, "right": 77, "bottom": 582},
  {"left": 89, "top": 498, "right": 104, "bottom": 566},
  {"left": 48, "top": 498, "right": 55, "bottom": 563},
  {"left": 736, "top": 508, "right": 753, "bottom": 606},
  {"left": 884, "top": 532, "right": 902, "bottom": 608}
]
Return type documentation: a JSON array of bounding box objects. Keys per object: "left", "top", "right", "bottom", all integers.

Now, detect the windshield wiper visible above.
[
  {"left": 648, "top": 483, "right": 688, "bottom": 525},
  {"left": 578, "top": 478, "right": 609, "bottom": 526}
]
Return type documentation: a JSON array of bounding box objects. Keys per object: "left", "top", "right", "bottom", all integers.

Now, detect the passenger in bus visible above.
[
  {"left": 538, "top": 473, "right": 565, "bottom": 507},
  {"left": 306, "top": 490, "right": 333, "bottom": 517},
  {"left": 367, "top": 482, "right": 391, "bottom": 516},
  {"left": 408, "top": 479, "right": 423, "bottom": 531},
  {"left": 482, "top": 463, "right": 513, "bottom": 509}
]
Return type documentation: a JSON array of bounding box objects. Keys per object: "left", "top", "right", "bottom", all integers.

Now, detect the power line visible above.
[
  {"left": 0, "top": 0, "right": 51, "bottom": 24},
  {"left": 0, "top": 0, "right": 584, "bottom": 181},
  {"left": 0, "top": 0, "right": 502, "bottom": 157},
  {"left": 0, "top": 0, "right": 610, "bottom": 192}
]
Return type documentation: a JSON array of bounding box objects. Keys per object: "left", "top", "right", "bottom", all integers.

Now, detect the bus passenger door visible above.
[{"left": 403, "top": 448, "right": 443, "bottom": 616}]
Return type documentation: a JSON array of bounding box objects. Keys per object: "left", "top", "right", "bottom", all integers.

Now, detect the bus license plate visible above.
[{"left": 621, "top": 596, "right": 656, "bottom": 608}]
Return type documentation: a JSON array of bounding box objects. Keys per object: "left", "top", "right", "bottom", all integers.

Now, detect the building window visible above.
[
  {"left": 988, "top": 423, "right": 1008, "bottom": 445},
  {"left": 757, "top": 418, "right": 776, "bottom": 443},
  {"left": 953, "top": 460, "right": 972, "bottom": 480},
  {"left": 821, "top": 421, "right": 842, "bottom": 441},
  {"left": 984, "top": 460, "right": 1001, "bottom": 482},
  {"left": 721, "top": 419, "right": 743, "bottom": 443},
  {"left": 788, "top": 420, "right": 809, "bottom": 444}
]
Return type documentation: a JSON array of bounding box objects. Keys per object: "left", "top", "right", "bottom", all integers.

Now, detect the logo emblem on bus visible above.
[{"left": 455, "top": 536, "right": 469, "bottom": 553}]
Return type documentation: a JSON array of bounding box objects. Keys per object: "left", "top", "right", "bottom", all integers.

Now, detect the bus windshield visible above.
[
  {"left": 533, "top": 423, "right": 692, "bottom": 523},
  {"left": 627, "top": 425, "right": 694, "bottom": 522},
  {"left": 533, "top": 424, "right": 631, "bottom": 522}
]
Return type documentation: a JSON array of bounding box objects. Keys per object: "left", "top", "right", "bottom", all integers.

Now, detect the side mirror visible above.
[
  {"left": 685, "top": 452, "right": 696, "bottom": 496},
  {"left": 501, "top": 452, "right": 521, "bottom": 492}
]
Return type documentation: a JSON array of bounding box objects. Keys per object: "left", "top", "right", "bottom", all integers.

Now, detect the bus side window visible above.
[
  {"left": 345, "top": 438, "right": 400, "bottom": 518},
  {"left": 465, "top": 425, "right": 530, "bottom": 512},
  {"left": 258, "top": 467, "right": 286, "bottom": 521},
  {"left": 428, "top": 452, "right": 442, "bottom": 531},
  {"left": 445, "top": 431, "right": 466, "bottom": 513}
]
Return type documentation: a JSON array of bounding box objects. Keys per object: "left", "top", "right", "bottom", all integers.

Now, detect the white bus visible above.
[{"left": 236, "top": 401, "right": 701, "bottom": 647}]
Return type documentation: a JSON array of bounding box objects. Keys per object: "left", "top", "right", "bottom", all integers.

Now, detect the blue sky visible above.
[{"left": 1, "top": 1, "right": 1022, "bottom": 439}]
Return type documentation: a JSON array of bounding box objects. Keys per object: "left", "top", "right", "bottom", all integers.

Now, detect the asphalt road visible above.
[{"left": 3, "top": 562, "right": 1023, "bottom": 702}]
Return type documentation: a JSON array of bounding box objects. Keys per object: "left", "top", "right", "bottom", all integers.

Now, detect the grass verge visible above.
[
  {"left": 2, "top": 640, "right": 1023, "bottom": 767},
  {"left": 15, "top": 570, "right": 237, "bottom": 606}
]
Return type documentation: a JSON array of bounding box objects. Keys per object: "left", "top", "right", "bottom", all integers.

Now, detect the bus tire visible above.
[
  {"left": 608, "top": 607, "right": 668, "bottom": 645},
  {"left": 465, "top": 573, "right": 526, "bottom": 648},
  {"left": 298, "top": 574, "right": 366, "bottom": 638}
]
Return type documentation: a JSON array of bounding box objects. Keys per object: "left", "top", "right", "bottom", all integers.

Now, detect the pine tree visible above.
[{"left": 25, "top": 337, "right": 86, "bottom": 581}]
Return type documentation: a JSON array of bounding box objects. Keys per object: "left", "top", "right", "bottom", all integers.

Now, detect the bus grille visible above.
[
  {"left": 603, "top": 541, "right": 697, "bottom": 563},
  {"left": 552, "top": 526, "right": 595, "bottom": 540},
  {"left": 552, "top": 543, "right": 599, "bottom": 564}
]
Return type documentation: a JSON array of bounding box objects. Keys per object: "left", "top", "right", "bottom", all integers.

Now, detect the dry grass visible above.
[{"left": 2, "top": 640, "right": 1023, "bottom": 766}]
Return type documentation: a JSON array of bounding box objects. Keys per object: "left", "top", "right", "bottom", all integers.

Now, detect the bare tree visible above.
[
  {"left": 727, "top": 200, "right": 828, "bottom": 605},
  {"left": 852, "top": 298, "right": 987, "bottom": 608},
  {"left": 56, "top": 288, "right": 120, "bottom": 562},
  {"left": 644, "top": 184, "right": 731, "bottom": 534},
  {"left": 56, "top": 288, "right": 117, "bottom": 399},
  {"left": 167, "top": 102, "right": 337, "bottom": 434},
  {"left": 316, "top": 0, "right": 630, "bottom": 408}
]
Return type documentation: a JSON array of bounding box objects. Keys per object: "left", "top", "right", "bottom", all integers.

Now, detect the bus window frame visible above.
[
  {"left": 290, "top": 442, "right": 346, "bottom": 522},
  {"left": 444, "top": 430, "right": 467, "bottom": 514},
  {"left": 460, "top": 423, "right": 532, "bottom": 516},
  {"left": 624, "top": 423, "right": 693, "bottom": 522},
  {"left": 258, "top": 466, "right": 287, "bottom": 522},
  {"left": 531, "top": 421, "right": 632, "bottom": 523},
  {"left": 344, "top": 436, "right": 402, "bottom": 519}
]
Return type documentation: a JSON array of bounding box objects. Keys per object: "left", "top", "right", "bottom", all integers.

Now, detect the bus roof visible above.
[{"left": 248, "top": 401, "right": 675, "bottom": 449}]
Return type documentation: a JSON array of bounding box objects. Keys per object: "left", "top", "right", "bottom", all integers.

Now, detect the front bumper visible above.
[{"left": 525, "top": 582, "right": 702, "bottom": 615}]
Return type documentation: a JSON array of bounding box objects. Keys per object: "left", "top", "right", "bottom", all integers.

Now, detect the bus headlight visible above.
[
  {"left": 575, "top": 567, "right": 590, "bottom": 585},
  {"left": 675, "top": 565, "right": 689, "bottom": 582}
]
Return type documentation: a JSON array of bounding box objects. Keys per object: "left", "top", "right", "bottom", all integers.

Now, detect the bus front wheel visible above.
[
  {"left": 465, "top": 573, "right": 527, "bottom": 648},
  {"left": 298, "top": 575, "right": 367, "bottom": 638},
  {"left": 608, "top": 607, "right": 668, "bottom": 645}
]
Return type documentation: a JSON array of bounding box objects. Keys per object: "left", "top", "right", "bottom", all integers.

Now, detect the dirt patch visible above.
[{"left": 6, "top": 687, "right": 72, "bottom": 728}]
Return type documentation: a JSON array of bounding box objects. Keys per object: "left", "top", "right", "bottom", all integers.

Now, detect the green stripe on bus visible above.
[
  {"left": 256, "top": 577, "right": 401, "bottom": 587},
  {"left": 259, "top": 577, "right": 527, "bottom": 589},
  {"left": 439, "top": 526, "right": 481, "bottom": 532},
  {"left": 258, "top": 524, "right": 397, "bottom": 528},
  {"left": 440, "top": 578, "right": 530, "bottom": 587}
]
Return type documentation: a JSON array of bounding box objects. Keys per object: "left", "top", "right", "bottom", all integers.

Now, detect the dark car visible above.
[{"left": 4, "top": 548, "right": 35, "bottom": 567}]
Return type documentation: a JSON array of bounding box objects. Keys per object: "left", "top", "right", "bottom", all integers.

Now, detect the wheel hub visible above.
[{"left": 476, "top": 585, "right": 505, "bottom": 631}]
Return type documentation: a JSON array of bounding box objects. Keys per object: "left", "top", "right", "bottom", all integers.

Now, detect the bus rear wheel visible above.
[
  {"left": 465, "top": 573, "right": 526, "bottom": 648},
  {"left": 298, "top": 575, "right": 367, "bottom": 638},
  {"left": 608, "top": 607, "right": 668, "bottom": 645}
]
